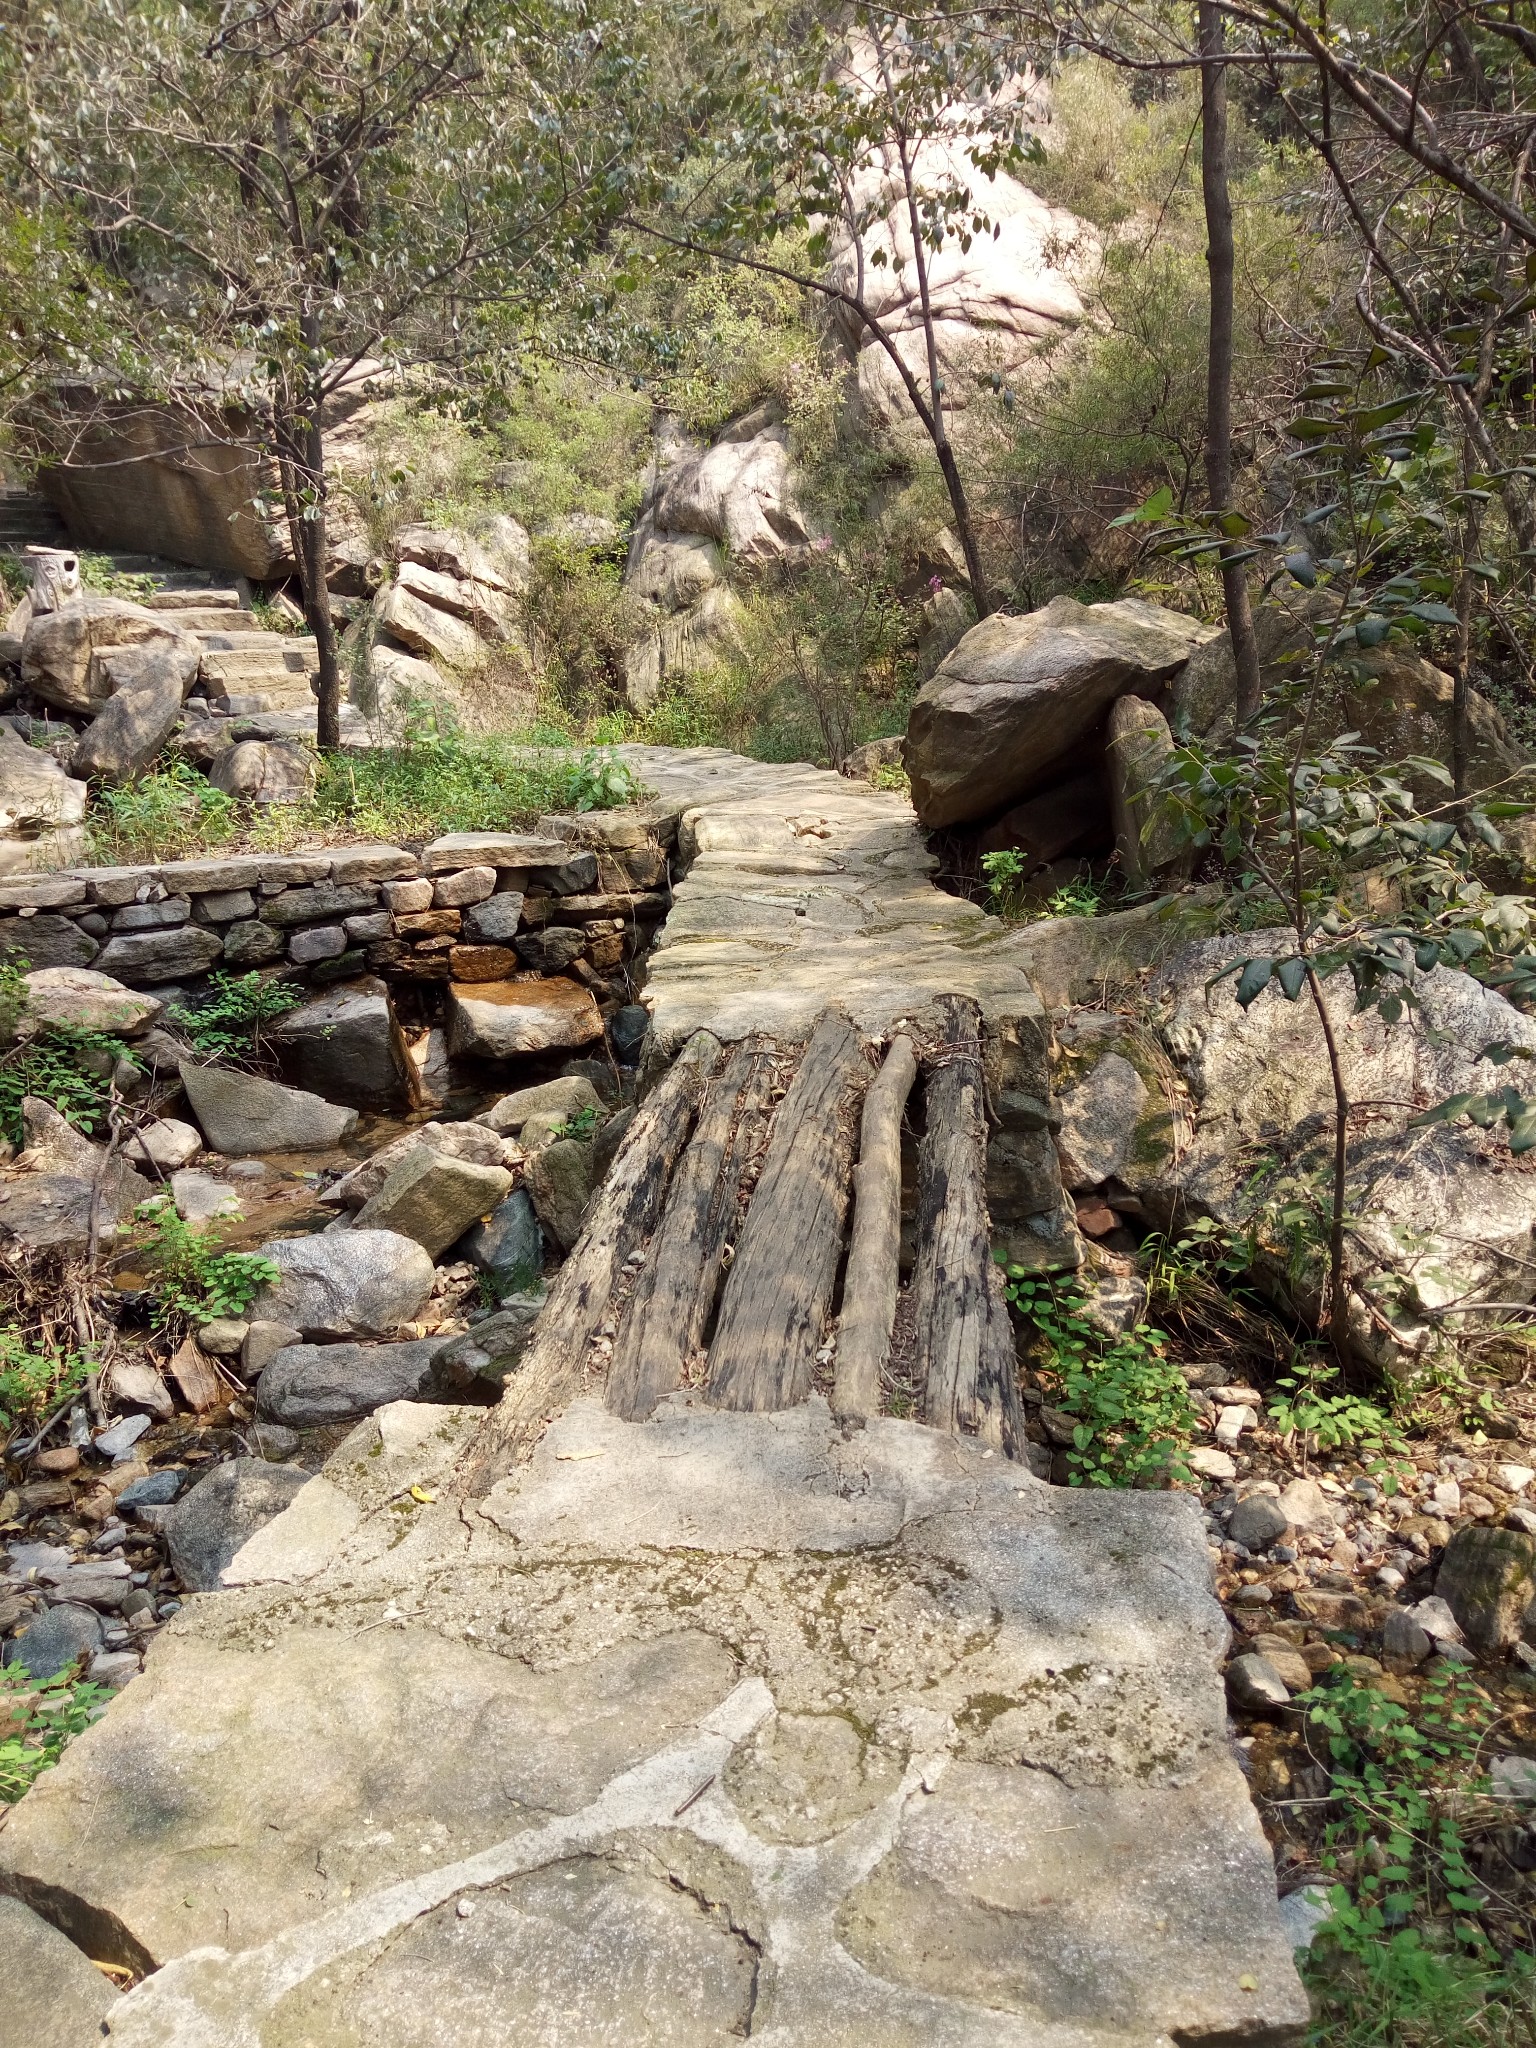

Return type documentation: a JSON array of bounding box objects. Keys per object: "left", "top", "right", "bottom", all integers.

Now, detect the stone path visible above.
[{"left": 0, "top": 748, "right": 1311, "bottom": 2046}]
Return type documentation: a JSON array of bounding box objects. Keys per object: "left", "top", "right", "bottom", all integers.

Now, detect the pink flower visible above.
[
  {"left": 928, "top": 575, "right": 944, "bottom": 593},
  {"left": 813, "top": 534, "right": 833, "bottom": 551}
]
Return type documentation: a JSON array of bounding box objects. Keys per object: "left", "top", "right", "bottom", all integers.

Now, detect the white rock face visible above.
[
  {"left": 621, "top": 411, "right": 801, "bottom": 708},
  {"left": 826, "top": 135, "right": 1094, "bottom": 430},
  {"left": 1146, "top": 934, "right": 1536, "bottom": 1367}
]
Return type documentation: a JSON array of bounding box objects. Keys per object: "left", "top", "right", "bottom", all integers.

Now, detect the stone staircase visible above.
[{"left": 0, "top": 486, "right": 69, "bottom": 554}]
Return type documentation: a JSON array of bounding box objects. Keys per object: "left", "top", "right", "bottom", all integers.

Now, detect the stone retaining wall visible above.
[{"left": 0, "top": 809, "right": 675, "bottom": 1011}]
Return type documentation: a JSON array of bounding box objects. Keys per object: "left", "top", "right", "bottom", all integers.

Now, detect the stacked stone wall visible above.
[{"left": 0, "top": 812, "right": 673, "bottom": 1013}]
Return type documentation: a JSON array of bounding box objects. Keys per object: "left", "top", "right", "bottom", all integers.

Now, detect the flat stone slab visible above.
[
  {"left": 611, "top": 746, "right": 1048, "bottom": 1046},
  {"left": 0, "top": 1397, "right": 1307, "bottom": 2045}
]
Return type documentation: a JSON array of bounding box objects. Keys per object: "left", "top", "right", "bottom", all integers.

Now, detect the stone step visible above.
[
  {"left": 199, "top": 646, "right": 320, "bottom": 688},
  {"left": 194, "top": 629, "right": 313, "bottom": 655},
  {"left": 0, "top": 488, "right": 68, "bottom": 548},
  {"left": 145, "top": 588, "right": 243, "bottom": 614}
]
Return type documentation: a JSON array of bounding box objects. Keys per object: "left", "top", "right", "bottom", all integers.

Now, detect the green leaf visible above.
[
  {"left": 1275, "top": 957, "right": 1307, "bottom": 1000},
  {"left": 1284, "top": 552, "right": 1317, "bottom": 587},
  {"left": 1109, "top": 484, "right": 1174, "bottom": 528},
  {"left": 1407, "top": 601, "right": 1460, "bottom": 625},
  {"left": 1235, "top": 958, "right": 1275, "bottom": 1008}
]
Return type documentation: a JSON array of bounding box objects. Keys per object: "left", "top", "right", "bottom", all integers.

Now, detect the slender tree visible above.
[
  {"left": 1, "top": 0, "right": 650, "bottom": 747},
  {"left": 1197, "top": 0, "right": 1262, "bottom": 720}
]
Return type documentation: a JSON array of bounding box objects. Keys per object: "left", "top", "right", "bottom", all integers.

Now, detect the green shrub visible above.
[
  {"left": 0, "top": 1325, "right": 88, "bottom": 1437},
  {"left": 86, "top": 759, "right": 238, "bottom": 865},
  {"left": 1, "top": 1663, "right": 110, "bottom": 1803},
  {"left": 1005, "top": 1268, "right": 1196, "bottom": 1486},
  {"left": 309, "top": 731, "right": 644, "bottom": 840},
  {"left": 169, "top": 971, "right": 300, "bottom": 1064},
  {"left": 0, "top": 1021, "right": 138, "bottom": 1148},
  {"left": 133, "top": 1201, "right": 280, "bottom": 1330}
]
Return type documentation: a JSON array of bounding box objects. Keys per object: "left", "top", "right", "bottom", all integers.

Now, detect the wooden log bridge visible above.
[{"left": 468, "top": 994, "right": 1024, "bottom": 1484}]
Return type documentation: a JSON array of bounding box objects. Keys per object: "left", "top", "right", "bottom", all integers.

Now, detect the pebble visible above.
[
  {"left": 1228, "top": 1495, "right": 1289, "bottom": 1552},
  {"left": 1189, "top": 1447, "right": 1237, "bottom": 1481},
  {"left": 1215, "top": 1404, "right": 1258, "bottom": 1448},
  {"left": 87, "top": 1650, "right": 140, "bottom": 1688},
  {"left": 1508, "top": 1505, "right": 1536, "bottom": 1537},
  {"left": 1226, "top": 1653, "right": 1291, "bottom": 1712},
  {"left": 94, "top": 1413, "right": 152, "bottom": 1460},
  {"left": 1432, "top": 1479, "right": 1461, "bottom": 1516},
  {"left": 1231, "top": 1582, "right": 1273, "bottom": 1606},
  {"left": 1495, "top": 1464, "right": 1533, "bottom": 1495}
]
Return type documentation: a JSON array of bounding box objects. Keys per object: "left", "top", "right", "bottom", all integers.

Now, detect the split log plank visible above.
[
  {"left": 705, "top": 1010, "right": 868, "bottom": 1413},
  {"left": 461, "top": 1030, "right": 720, "bottom": 1490},
  {"left": 913, "top": 994, "right": 1025, "bottom": 1458},
  {"left": 606, "top": 1036, "right": 774, "bottom": 1421},
  {"left": 832, "top": 1034, "right": 917, "bottom": 1420}
]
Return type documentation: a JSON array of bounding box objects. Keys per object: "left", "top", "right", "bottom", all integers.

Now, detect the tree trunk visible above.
[
  {"left": 833, "top": 1034, "right": 917, "bottom": 1420},
  {"left": 913, "top": 995, "right": 1025, "bottom": 1458},
  {"left": 705, "top": 1012, "right": 868, "bottom": 1412},
  {"left": 1199, "top": 0, "right": 1262, "bottom": 723},
  {"left": 296, "top": 336, "right": 342, "bottom": 752},
  {"left": 458, "top": 1031, "right": 720, "bottom": 1495},
  {"left": 606, "top": 1037, "right": 774, "bottom": 1421}
]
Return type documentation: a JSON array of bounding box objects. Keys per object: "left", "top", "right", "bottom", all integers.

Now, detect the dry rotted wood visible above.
[
  {"left": 705, "top": 1010, "right": 868, "bottom": 1413},
  {"left": 832, "top": 1034, "right": 917, "bottom": 1421},
  {"left": 167, "top": 1335, "right": 222, "bottom": 1414},
  {"left": 914, "top": 994, "right": 1025, "bottom": 1458},
  {"left": 605, "top": 1036, "right": 775, "bottom": 1421},
  {"left": 461, "top": 1029, "right": 721, "bottom": 1491}
]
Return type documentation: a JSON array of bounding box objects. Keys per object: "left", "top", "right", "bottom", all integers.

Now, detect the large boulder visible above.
[
  {"left": 457, "top": 1189, "right": 544, "bottom": 1296},
  {"left": 1143, "top": 934, "right": 1536, "bottom": 1367},
  {"left": 906, "top": 597, "right": 1218, "bottom": 828},
  {"left": 353, "top": 1148, "right": 513, "bottom": 1258},
  {"left": 22, "top": 965, "right": 162, "bottom": 1037},
  {"left": 161, "top": 1458, "right": 310, "bottom": 1590},
  {"left": 1107, "top": 694, "right": 1184, "bottom": 886},
  {"left": 478, "top": 1073, "right": 604, "bottom": 1135},
  {"left": 179, "top": 1060, "right": 360, "bottom": 1154},
  {"left": 374, "top": 579, "right": 487, "bottom": 671},
  {"left": 0, "top": 721, "right": 88, "bottom": 876},
  {"left": 446, "top": 977, "right": 604, "bottom": 1059},
  {"left": 71, "top": 640, "right": 201, "bottom": 783},
  {"left": 394, "top": 558, "right": 516, "bottom": 644},
  {"left": 94, "top": 925, "right": 223, "bottom": 985},
  {"left": 20, "top": 594, "right": 200, "bottom": 717},
  {"left": 1, "top": 1602, "right": 103, "bottom": 1680},
  {"left": 0, "top": 1893, "right": 119, "bottom": 2048},
  {"left": 396, "top": 517, "right": 530, "bottom": 598},
  {"left": 0, "top": 912, "right": 97, "bottom": 970},
  {"left": 270, "top": 979, "right": 411, "bottom": 1112},
  {"left": 207, "top": 738, "right": 317, "bottom": 806},
  {"left": 1051, "top": 1014, "right": 1187, "bottom": 1196},
  {"left": 1435, "top": 1525, "right": 1536, "bottom": 1655},
  {"left": 827, "top": 136, "right": 1093, "bottom": 433},
  {"left": 255, "top": 1339, "right": 441, "bottom": 1426},
  {"left": 524, "top": 1133, "right": 600, "bottom": 1251},
  {"left": 247, "top": 1228, "right": 435, "bottom": 1339},
  {"left": 650, "top": 417, "right": 811, "bottom": 568},
  {"left": 0, "top": 1096, "right": 152, "bottom": 1253},
  {"left": 324, "top": 1119, "right": 510, "bottom": 1211},
  {"left": 429, "top": 1295, "right": 545, "bottom": 1397}
]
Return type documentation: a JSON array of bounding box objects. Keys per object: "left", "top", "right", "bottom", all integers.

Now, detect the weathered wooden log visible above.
[
  {"left": 705, "top": 1010, "right": 868, "bottom": 1413},
  {"left": 461, "top": 1030, "right": 720, "bottom": 1490},
  {"left": 832, "top": 1034, "right": 917, "bottom": 1420},
  {"left": 913, "top": 994, "right": 1025, "bottom": 1457},
  {"left": 606, "top": 1035, "right": 774, "bottom": 1421}
]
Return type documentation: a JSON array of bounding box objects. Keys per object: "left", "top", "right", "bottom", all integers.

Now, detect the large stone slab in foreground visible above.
[{"left": 0, "top": 1397, "right": 1307, "bottom": 2046}]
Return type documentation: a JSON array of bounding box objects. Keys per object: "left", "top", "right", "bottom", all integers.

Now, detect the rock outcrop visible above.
[
  {"left": 828, "top": 130, "right": 1093, "bottom": 433},
  {"left": 905, "top": 596, "right": 1218, "bottom": 829},
  {"left": 621, "top": 409, "right": 805, "bottom": 708}
]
